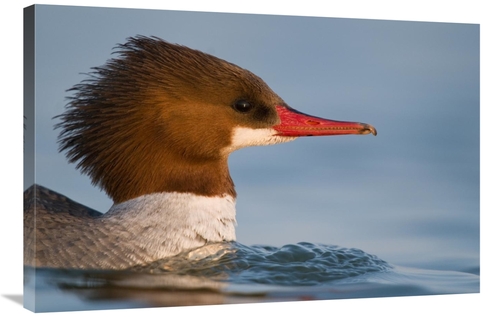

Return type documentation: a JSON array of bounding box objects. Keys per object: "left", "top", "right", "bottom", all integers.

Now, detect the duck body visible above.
[
  {"left": 24, "top": 185, "right": 235, "bottom": 269},
  {"left": 24, "top": 36, "right": 376, "bottom": 270}
]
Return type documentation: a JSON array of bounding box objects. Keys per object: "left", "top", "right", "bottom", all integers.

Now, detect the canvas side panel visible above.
[{"left": 23, "top": 4, "right": 36, "bottom": 313}]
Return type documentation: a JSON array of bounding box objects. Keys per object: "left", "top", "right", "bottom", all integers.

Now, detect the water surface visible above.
[{"left": 24, "top": 242, "right": 479, "bottom": 312}]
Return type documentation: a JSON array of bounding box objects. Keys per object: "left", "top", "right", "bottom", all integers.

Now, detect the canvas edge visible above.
[{"left": 23, "top": 4, "right": 36, "bottom": 313}]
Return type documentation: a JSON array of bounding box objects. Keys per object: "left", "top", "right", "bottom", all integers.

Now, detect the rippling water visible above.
[{"left": 24, "top": 242, "right": 479, "bottom": 312}]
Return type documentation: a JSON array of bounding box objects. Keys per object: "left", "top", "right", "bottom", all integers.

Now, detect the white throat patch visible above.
[{"left": 223, "top": 127, "right": 296, "bottom": 154}]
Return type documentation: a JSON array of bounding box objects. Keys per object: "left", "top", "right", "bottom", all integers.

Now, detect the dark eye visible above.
[{"left": 232, "top": 100, "right": 254, "bottom": 113}]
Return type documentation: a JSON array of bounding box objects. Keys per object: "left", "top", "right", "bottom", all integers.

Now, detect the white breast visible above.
[{"left": 105, "top": 192, "right": 237, "bottom": 260}]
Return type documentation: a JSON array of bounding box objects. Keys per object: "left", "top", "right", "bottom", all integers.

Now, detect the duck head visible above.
[{"left": 56, "top": 36, "right": 376, "bottom": 204}]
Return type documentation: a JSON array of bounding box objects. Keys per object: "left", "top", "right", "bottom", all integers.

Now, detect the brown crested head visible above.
[{"left": 56, "top": 36, "right": 287, "bottom": 203}]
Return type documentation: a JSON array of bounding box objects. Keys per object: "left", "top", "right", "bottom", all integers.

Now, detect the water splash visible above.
[{"left": 138, "top": 242, "right": 391, "bottom": 286}]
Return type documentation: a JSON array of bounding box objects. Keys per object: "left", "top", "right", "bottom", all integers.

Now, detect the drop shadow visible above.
[{"left": 2, "top": 294, "right": 23, "bottom": 306}]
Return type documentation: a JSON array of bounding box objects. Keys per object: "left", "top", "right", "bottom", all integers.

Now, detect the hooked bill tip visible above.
[{"left": 361, "top": 124, "right": 377, "bottom": 136}]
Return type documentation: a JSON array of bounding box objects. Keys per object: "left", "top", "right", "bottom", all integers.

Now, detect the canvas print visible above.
[{"left": 23, "top": 5, "right": 479, "bottom": 312}]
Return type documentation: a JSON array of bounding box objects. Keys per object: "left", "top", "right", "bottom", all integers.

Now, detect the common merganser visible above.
[{"left": 24, "top": 36, "right": 376, "bottom": 270}]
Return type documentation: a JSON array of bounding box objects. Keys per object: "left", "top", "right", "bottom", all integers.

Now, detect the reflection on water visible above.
[{"left": 24, "top": 242, "right": 479, "bottom": 312}]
